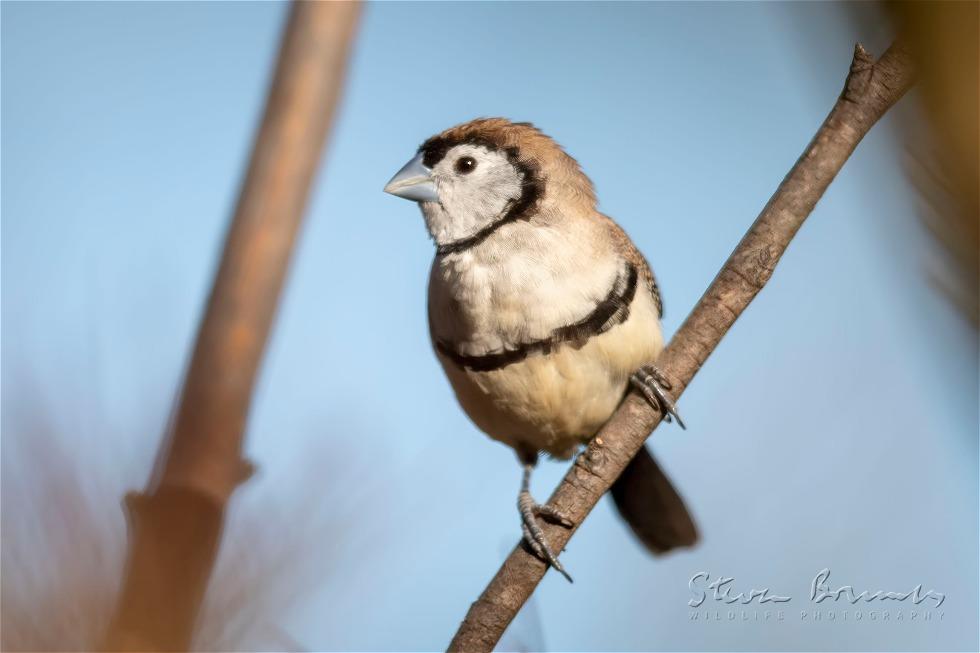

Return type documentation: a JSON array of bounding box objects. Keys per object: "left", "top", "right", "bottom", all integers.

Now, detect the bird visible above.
[{"left": 384, "top": 118, "right": 697, "bottom": 581}]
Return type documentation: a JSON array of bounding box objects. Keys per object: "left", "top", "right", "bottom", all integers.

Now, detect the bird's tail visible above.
[{"left": 610, "top": 444, "right": 698, "bottom": 554}]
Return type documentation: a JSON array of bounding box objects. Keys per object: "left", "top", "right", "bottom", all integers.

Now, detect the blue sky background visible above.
[{"left": 2, "top": 2, "right": 977, "bottom": 651}]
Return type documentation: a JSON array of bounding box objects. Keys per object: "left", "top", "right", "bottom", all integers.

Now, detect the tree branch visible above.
[
  {"left": 447, "top": 41, "right": 915, "bottom": 653},
  {"left": 103, "top": 3, "right": 360, "bottom": 650}
]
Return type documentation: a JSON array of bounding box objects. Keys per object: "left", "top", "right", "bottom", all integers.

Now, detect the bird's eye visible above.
[{"left": 454, "top": 156, "right": 477, "bottom": 175}]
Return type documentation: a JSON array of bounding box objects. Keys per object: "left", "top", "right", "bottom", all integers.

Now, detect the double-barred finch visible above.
[{"left": 385, "top": 118, "right": 696, "bottom": 580}]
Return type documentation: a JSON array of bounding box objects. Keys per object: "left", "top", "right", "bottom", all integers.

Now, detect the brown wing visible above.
[{"left": 596, "top": 213, "right": 663, "bottom": 318}]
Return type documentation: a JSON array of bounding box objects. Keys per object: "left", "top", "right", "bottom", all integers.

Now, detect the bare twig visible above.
[
  {"left": 103, "top": 3, "right": 360, "bottom": 650},
  {"left": 448, "top": 41, "right": 915, "bottom": 653}
]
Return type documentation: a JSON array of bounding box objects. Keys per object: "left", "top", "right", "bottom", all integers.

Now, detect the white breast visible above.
[
  {"left": 427, "top": 219, "right": 664, "bottom": 458},
  {"left": 428, "top": 218, "right": 620, "bottom": 347}
]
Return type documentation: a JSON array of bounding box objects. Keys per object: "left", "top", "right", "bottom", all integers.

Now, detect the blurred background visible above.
[{"left": 2, "top": 2, "right": 977, "bottom": 651}]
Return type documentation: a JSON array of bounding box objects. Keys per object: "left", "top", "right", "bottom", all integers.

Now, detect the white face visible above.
[{"left": 420, "top": 144, "right": 525, "bottom": 246}]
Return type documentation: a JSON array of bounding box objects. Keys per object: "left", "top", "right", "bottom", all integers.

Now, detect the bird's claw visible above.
[
  {"left": 518, "top": 490, "right": 574, "bottom": 582},
  {"left": 534, "top": 503, "right": 574, "bottom": 528},
  {"left": 631, "top": 365, "right": 686, "bottom": 429}
]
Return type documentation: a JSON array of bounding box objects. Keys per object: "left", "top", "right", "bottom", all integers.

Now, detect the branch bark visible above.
[
  {"left": 448, "top": 41, "right": 915, "bottom": 653},
  {"left": 103, "top": 3, "right": 360, "bottom": 650}
]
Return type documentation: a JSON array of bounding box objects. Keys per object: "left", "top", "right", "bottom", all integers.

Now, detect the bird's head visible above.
[{"left": 384, "top": 118, "right": 595, "bottom": 251}]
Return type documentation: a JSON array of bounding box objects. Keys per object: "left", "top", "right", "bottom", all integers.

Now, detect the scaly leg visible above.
[
  {"left": 631, "top": 365, "right": 686, "bottom": 430},
  {"left": 517, "top": 455, "right": 574, "bottom": 583}
]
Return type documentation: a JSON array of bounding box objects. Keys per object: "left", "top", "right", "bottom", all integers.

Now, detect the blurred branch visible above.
[
  {"left": 448, "top": 41, "right": 915, "bottom": 652},
  {"left": 888, "top": 1, "right": 978, "bottom": 325},
  {"left": 103, "top": 2, "right": 360, "bottom": 650}
]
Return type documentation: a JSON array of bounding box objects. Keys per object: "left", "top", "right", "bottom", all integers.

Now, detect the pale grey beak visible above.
[{"left": 383, "top": 153, "right": 438, "bottom": 202}]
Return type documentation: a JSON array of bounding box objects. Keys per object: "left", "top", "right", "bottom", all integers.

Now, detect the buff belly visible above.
[{"left": 436, "top": 291, "right": 664, "bottom": 459}]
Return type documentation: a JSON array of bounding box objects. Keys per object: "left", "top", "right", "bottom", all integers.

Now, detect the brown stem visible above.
[
  {"left": 102, "top": 2, "right": 360, "bottom": 650},
  {"left": 447, "top": 41, "right": 915, "bottom": 653}
]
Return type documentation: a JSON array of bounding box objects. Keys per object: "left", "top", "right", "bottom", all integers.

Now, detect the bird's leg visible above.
[
  {"left": 517, "top": 453, "right": 574, "bottom": 583},
  {"left": 631, "top": 365, "right": 686, "bottom": 430}
]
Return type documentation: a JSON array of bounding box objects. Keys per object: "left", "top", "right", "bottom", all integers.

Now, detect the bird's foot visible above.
[
  {"left": 631, "top": 365, "right": 686, "bottom": 429},
  {"left": 518, "top": 490, "right": 574, "bottom": 583}
]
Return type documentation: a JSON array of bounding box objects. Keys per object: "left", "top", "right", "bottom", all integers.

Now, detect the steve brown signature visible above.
[{"left": 689, "top": 569, "right": 945, "bottom": 608}]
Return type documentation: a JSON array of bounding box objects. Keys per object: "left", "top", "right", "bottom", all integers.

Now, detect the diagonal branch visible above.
[
  {"left": 103, "top": 3, "right": 360, "bottom": 650},
  {"left": 448, "top": 41, "right": 915, "bottom": 653}
]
